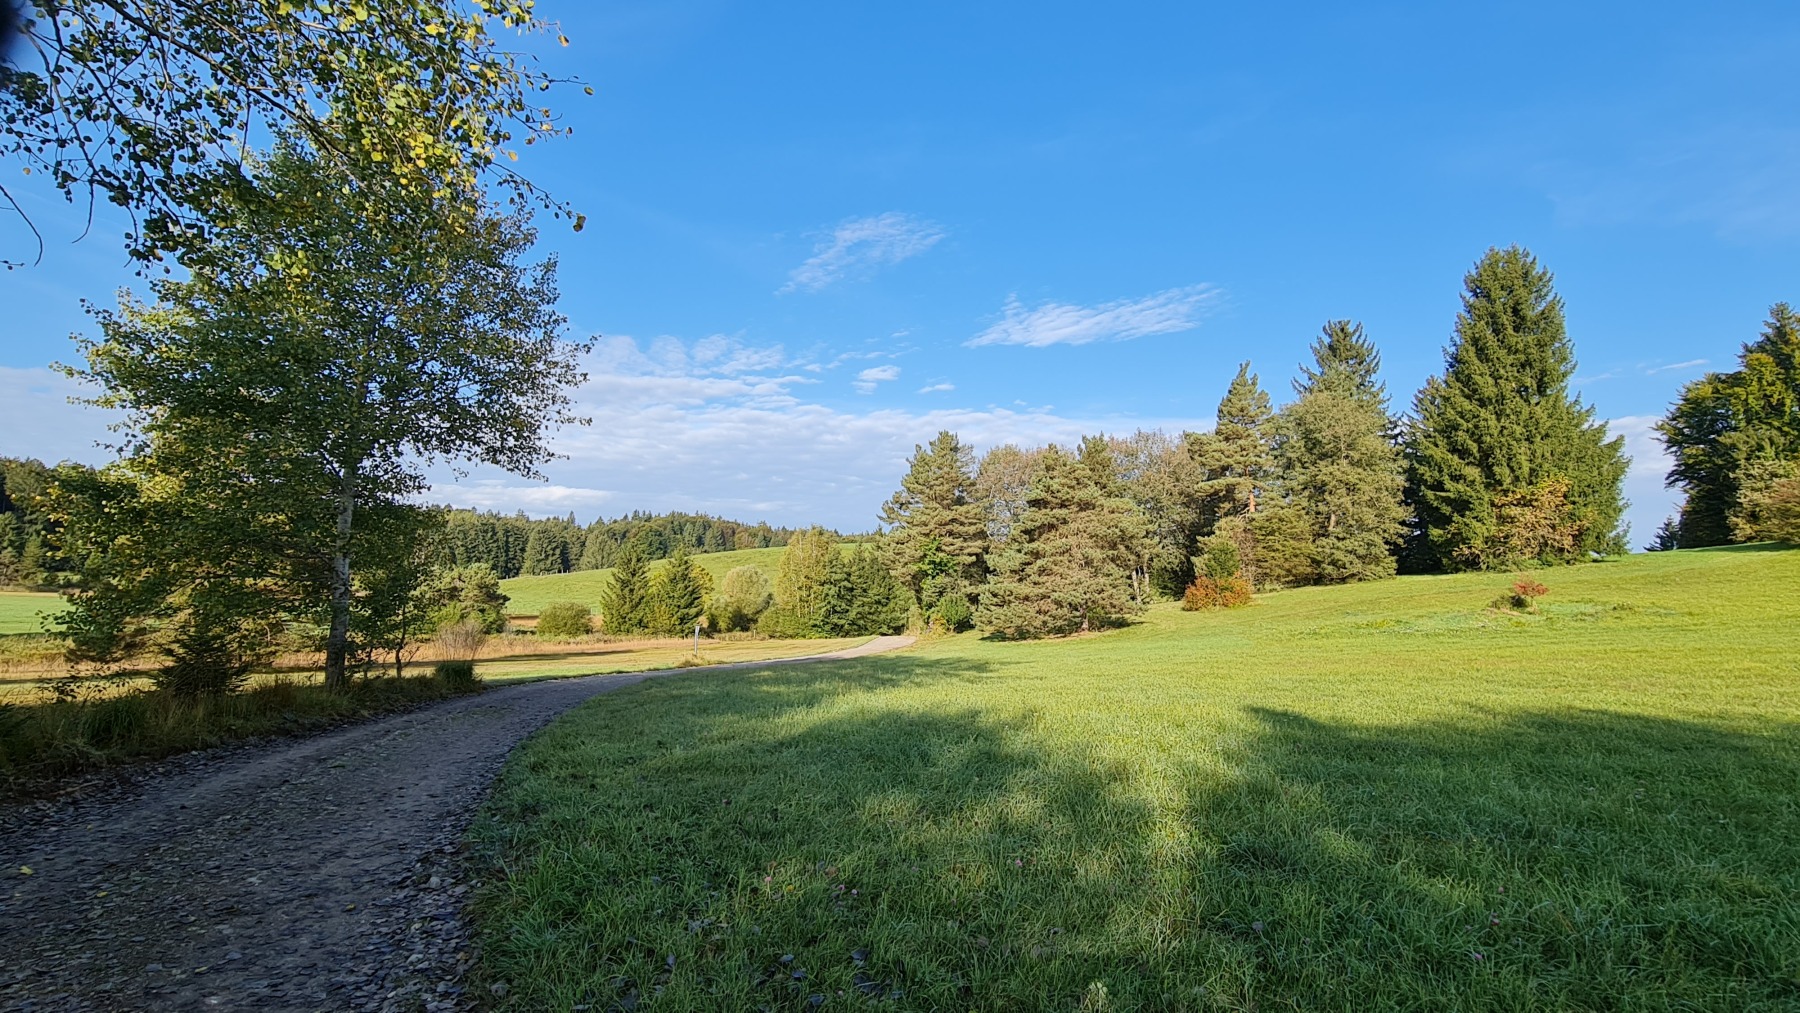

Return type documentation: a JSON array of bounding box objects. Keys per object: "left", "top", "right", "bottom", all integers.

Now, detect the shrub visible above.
[
  {"left": 1183, "top": 575, "right": 1253, "bottom": 610},
  {"left": 755, "top": 605, "right": 816, "bottom": 639},
  {"left": 1493, "top": 578, "right": 1549, "bottom": 612},
  {"left": 154, "top": 623, "right": 257, "bottom": 696},
  {"left": 931, "top": 593, "right": 973, "bottom": 633},
  {"left": 435, "top": 618, "right": 488, "bottom": 661},
  {"left": 433, "top": 660, "right": 480, "bottom": 690},
  {"left": 535, "top": 601, "right": 594, "bottom": 639}
]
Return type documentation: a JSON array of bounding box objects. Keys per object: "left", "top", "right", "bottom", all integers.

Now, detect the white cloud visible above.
[
  {"left": 0, "top": 367, "right": 121, "bottom": 465},
  {"left": 853, "top": 365, "right": 901, "bottom": 394},
  {"left": 1607, "top": 414, "right": 1681, "bottom": 548},
  {"left": 918, "top": 383, "right": 955, "bottom": 393},
  {"left": 966, "top": 284, "right": 1221, "bottom": 348},
  {"left": 780, "top": 212, "right": 945, "bottom": 293},
  {"left": 1647, "top": 359, "right": 1709, "bottom": 374}
]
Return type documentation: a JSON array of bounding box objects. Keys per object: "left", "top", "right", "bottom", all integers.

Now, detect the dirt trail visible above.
[{"left": 0, "top": 636, "right": 914, "bottom": 1012}]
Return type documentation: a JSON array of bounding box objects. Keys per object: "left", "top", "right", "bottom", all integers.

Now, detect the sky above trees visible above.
[{"left": 5, "top": 0, "right": 1798, "bottom": 540}]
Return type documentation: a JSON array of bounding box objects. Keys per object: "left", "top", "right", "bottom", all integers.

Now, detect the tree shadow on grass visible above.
[{"left": 472, "top": 658, "right": 1800, "bottom": 1012}]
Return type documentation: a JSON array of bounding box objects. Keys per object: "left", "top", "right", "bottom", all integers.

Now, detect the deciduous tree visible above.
[{"left": 66, "top": 142, "right": 588, "bottom": 687}]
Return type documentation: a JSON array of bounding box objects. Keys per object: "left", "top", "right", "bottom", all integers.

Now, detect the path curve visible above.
[{"left": 0, "top": 636, "right": 915, "bottom": 1012}]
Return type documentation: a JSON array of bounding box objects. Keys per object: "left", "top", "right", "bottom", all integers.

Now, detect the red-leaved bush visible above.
[
  {"left": 1183, "top": 575, "right": 1253, "bottom": 611},
  {"left": 1495, "top": 577, "right": 1549, "bottom": 612}
]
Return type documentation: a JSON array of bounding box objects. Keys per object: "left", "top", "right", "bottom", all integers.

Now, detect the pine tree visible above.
[
  {"left": 646, "top": 546, "right": 709, "bottom": 637},
  {"left": 880, "top": 431, "right": 989, "bottom": 610},
  {"left": 976, "top": 438, "right": 1150, "bottom": 638},
  {"left": 1257, "top": 326, "right": 1408, "bottom": 585},
  {"left": 600, "top": 541, "right": 652, "bottom": 635},
  {"left": 1658, "top": 303, "right": 1800, "bottom": 547},
  {"left": 1406, "top": 246, "right": 1627, "bottom": 569}
]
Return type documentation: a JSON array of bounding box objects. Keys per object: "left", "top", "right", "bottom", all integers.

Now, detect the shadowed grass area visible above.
[{"left": 470, "top": 546, "right": 1800, "bottom": 1011}]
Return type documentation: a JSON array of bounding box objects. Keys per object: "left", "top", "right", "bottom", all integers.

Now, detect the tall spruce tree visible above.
[
  {"left": 976, "top": 438, "right": 1149, "bottom": 638},
  {"left": 1297, "top": 320, "right": 1386, "bottom": 407},
  {"left": 519, "top": 526, "right": 567, "bottom": 575},
  {"left": 600, "top": 541, "right": 651, "bottom": 635},
  {"left": 1657, "top": 303, "right": 1800, "bottom": 546},
  {"left": 880, "top": 431, "right": 989, "bottom": 609},
  {"left": 819, "top": 545, "right": 911, "bottom": 636},
  {"left": 1406, "top": 246, "right": 1627, "bottom": 569}
]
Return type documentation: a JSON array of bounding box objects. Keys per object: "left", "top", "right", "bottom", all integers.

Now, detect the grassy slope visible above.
[
  {"left": 498, "top": 546, "right": 789, "bottom": 617},
  {"left": 0, "top": 593, "right": 60, "bottom": 636},
  {"left": 472, "top": 546, "right": 1800, "bottom": 1011}
]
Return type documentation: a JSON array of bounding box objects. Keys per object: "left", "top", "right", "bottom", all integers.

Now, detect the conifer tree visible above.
[
  {"left": 600, "top": 541, "right": 651, "bottom": 635},
  {"left": 819, "top": 545, "right": 911, "bottom": 636},
  {"left": 646, "top": 546, "right": 709, "bottom": 637},
  {"left": 519, "top": 525, "right": 568, "bottom": 575},
  {"left": 976, "top": 438, "right": 1150, "bottom": 638},
  {"left": 1189, "top": 363, "right": 1276, "bottom": 523},
  {"left": 880, "top": 431, "right": 989, "bottom": 611},
  {"left": 1297, "top": 320, "right": 1385, "bottom": 406},
  {"left": 1406, "top": 246, "right": 1627, "bottom": 569},
  {"left": 1255, "top": 323, "right": 1408, "bottom": 585}
]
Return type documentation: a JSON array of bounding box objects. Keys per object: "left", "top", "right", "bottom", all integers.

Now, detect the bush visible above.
[
  {"left": 433, "top": 660, "right": 480, "bottom": 690},
  {"left": 154, "top": 623, "right": 257, "bottom": 696},
  {"left": 1182, "top": 575, "right": 1253, "bottom": 610},
  {"left": 1494, "top": 578, "right": 1549, "bottom": 612},
  {"left": 755, "top": 606, "right": 816, "bottom": 639},
  {"left": 535, "top": 601, "right": 594, "bottom": 639},
  {"left": 435, "top": 618, "right": 488, "bottom": 661}
]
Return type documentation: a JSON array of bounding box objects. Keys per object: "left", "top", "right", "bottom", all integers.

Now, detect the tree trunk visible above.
[{"left": 323, "top": 470, "right": 356, "bottom": 689}]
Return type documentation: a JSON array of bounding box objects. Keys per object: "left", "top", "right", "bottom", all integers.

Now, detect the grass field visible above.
[
  {"left": 499, "top": 546, "right": 789, "bottom": 617},
  {"left": 0, "top": 592, "right": 60, "bottom": 636},
  {"left": 471, "top": 545, "right": 1800, "bottom": 1011},
  {"left": 500, "top": 544, "right": 864, "bottom": 617}
]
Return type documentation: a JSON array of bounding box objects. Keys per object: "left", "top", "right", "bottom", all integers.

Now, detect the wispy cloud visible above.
[
  {"left": 1648, "top": 359, "right": 1708, "bottom": 374},
  {"left": 966, "top": 284, "right": 1220, "bottom": 348},
  {"left": 854, "top": 365, "right": 901, "bottom": 394},
  {"left": 918, "top": 382, "right": 955, "bottom": 394},
  {"left": 780, "top": 212, "right": 945, "bottom": 293}
]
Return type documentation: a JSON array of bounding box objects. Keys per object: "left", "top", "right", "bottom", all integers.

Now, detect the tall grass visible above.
[{"left": 0, "top": 671, "right": 484, "bottom": 795}]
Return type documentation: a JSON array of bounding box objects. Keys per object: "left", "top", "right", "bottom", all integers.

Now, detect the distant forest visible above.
[{"left": 435, "top": 509, "right": 816, "bottom": 579}]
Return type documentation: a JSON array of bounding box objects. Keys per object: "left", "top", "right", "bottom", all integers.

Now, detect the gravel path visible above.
[{"left": 0, "top": 636, "right": 915, "bottom": 1012}]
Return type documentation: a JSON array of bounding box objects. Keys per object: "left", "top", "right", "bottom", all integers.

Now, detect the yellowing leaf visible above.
[{"left": 17, "top": 866, "right": 31, "bottom": 876}]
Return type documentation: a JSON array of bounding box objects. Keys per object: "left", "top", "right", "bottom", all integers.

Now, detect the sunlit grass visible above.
[
  {"left": 498, "top": 546, "right": 791, "bottom": 617},
  {"left": 471, "top": 545, "right": 1800, "bottom": 1011},
  {"left": 0, "top": 592, "right": 60, "bottom": 636}
]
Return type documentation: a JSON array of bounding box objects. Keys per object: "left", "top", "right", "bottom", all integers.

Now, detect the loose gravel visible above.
[{"left": 0, "top": 637, "right": 913, "bottom": 1012}]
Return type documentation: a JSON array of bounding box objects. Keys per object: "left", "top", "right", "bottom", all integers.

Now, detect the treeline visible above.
[
  {"left": 1655, "top": 304, "right": 1800, "bottom": 548},
  {"left": 433, "top": 509, "right": 804, "bottom": 579},
  {"left": 878, "top": 246, "right": 1631, "bottom": 638},
  {"left": 0, "top": 458, "right": 86, "bottom": 589},
  {"left": 580, "top": 530, "right": 908, "bottom": 640}
]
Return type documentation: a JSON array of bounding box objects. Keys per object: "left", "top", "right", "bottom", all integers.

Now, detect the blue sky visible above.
[{"left": 5, "top": 1, "right": 1800, "bottom": 541}]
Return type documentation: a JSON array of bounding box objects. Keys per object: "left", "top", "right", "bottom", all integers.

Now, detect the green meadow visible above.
[
  {"left": 0, "top": 592, "right": 60, "bottom": 636},
  {"left": 499, "top": 543, "right": 872, "bottom": 617},
  {"left": 471, "top": 545, "right": 1800, "bottom": 1011}
]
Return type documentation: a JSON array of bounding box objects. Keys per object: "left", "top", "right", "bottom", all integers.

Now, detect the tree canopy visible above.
[{"left": 1, "top": 0, "right": 583, "bottom": 265}]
